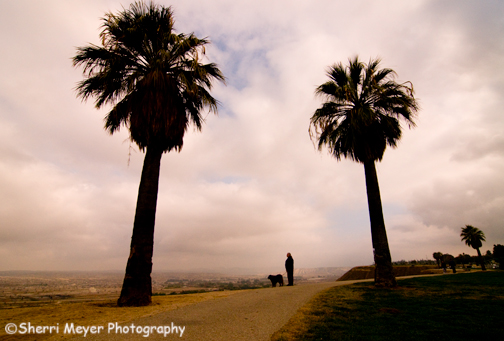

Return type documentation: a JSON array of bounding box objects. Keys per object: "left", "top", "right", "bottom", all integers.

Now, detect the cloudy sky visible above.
[{"left": 0, "top": 0, "right": 503, "bottom": 274}]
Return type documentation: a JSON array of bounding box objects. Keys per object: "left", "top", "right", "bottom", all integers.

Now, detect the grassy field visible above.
[{"left": 271, "top": 271, "right": 504, "bottom": 341}]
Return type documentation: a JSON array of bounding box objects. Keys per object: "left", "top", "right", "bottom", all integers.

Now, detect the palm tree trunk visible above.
[
  {"left": 476, "top": 248, "right": 487, "bottom": 271},
  {"left": 118, "top": 146, "right": 163, "bottom": 306},
  {"left": 363, "top": 160, "right": 397, "bottom": 287}
]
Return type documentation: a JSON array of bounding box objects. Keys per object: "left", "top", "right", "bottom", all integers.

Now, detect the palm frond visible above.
[
  {"left": 310, "top": 56, "right": 419, "bottom": 163},
  {"left": 460, "top": 225, "right": 486, "bottom": 249},
  {"left": 73, "top": 1, "right": 225, "bottom": 153}
]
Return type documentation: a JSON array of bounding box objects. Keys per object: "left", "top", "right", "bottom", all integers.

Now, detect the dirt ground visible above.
[{"left": 0, "top": 291, "right": 241, "bottom": 340}]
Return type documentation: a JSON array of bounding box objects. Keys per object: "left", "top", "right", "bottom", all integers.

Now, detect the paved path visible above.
[{"left": 77, "top": 281, "right": 356, "bottom": 341}]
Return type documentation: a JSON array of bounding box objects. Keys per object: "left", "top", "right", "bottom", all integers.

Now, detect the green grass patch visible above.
[{"left": 271, "top": 272, "right": 504, "bottom": 341}]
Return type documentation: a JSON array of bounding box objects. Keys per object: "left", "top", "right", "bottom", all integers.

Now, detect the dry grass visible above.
[
  {"left": 271, "top": 285, "right": 361, "bottom": 341},
  {"left": 272, "top": 272, "right": 504, "bottom": 341},
  {"left": 0, "top": 291, "right": 240, "bottom": 340}
]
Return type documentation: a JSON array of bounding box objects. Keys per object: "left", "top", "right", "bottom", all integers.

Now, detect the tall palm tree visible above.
[
  {"left": 460, "top": 225, "right": 486, "bottom": 271},
  {"left": 73, "top": 1, "right": 225, "bottom": 306},
  {"left": 310, "top": 57, "right": 419, "bottom": 287}
]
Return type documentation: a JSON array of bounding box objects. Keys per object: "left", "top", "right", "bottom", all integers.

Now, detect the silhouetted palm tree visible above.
[
  {"left": 433, "top": 252, "right": 443, "bottom": 268},
  {"left": 310, "top": 57, "right": 419, "bottom": 287},
  {"left": 73, "top": 1, "right": 224, "bottom": 306},
  {"left": 460, "top": 225, "right": 486, "bottom": 271}
]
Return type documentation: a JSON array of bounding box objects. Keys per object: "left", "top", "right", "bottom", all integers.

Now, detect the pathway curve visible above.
[{"left": 77, "top": 281, "right": 361, "bottom": 340}]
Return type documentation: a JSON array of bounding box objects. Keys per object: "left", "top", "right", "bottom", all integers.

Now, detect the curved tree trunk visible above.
[
  {"left": 363, "top": 160, "right": 397, "bottom": 287},
  {"left": 118, "top": 146, "right": 163, "bottom": 306},
  {"left": 476, "top": 248, "right": 487, "bottom": 271}
]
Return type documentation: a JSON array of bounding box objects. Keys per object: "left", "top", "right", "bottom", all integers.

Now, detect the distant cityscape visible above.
[{"left": 0, "top": 267, "right": 350, "bottom": 308}]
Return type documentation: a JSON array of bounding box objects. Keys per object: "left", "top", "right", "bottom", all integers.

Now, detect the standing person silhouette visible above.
[{"left": 285, "top": 253, "right": 294, "bottom": 286}]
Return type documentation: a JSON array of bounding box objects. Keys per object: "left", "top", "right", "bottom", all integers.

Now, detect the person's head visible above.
[{"left": 286, "top": 253, "right": 291, "bottom": 258}]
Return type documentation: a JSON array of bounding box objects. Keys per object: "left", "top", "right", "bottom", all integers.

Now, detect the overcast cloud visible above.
[{"left": 0, "top": 0, "right": 503, "bottom": 274}]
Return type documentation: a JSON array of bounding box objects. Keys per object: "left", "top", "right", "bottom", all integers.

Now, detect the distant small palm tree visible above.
[
  {"left": 73, "top": 1, "right": 224, "bottom": 306},
  {"left": 460, "top": 225, "right": 486, "bottom": 271},
  {"left": 310, "top": 56, "right": 419, "bottom": 287},
  {"left": 433, "top": 252, "right": 443, "bottom": 268}
]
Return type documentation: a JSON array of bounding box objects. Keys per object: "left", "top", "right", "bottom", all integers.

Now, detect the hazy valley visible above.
[{"left": 0, "top": 267, "right": 350, "bottom": 308}]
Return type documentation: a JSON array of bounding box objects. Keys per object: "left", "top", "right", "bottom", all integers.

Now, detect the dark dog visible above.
[{"left": 268, "top": 274, "right": 284, "bottom": 287}]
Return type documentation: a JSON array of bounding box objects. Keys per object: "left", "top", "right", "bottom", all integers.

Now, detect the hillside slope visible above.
[{"left": 337, "top": 265, "right": 442, "bottom": 281}]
